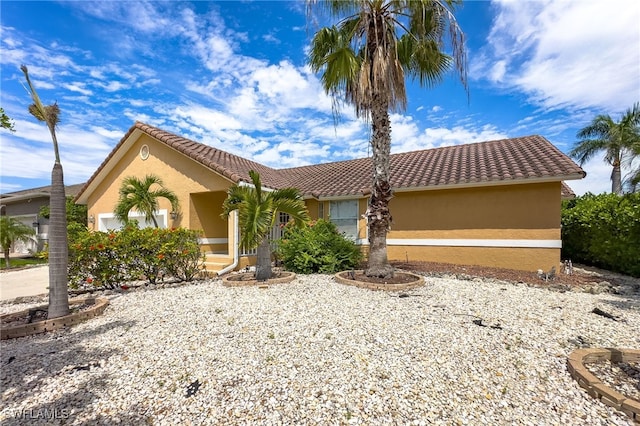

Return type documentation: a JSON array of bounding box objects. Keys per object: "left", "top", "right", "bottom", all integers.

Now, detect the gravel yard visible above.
[{"left": 1, "top": 274, "right": 639, "bottom": 425}]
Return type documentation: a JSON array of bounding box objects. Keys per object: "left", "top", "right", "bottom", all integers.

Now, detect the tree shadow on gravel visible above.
[
  {"left": 1, "top": 319, "right": 136, "bottom": 423},
  {"left": 2, "top": 376, "right": 153, "bottom": 426},
  {"left": 599, "top": 293, "right": 640, "bottom": 316}
]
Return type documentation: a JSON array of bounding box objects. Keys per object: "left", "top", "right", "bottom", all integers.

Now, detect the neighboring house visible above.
[
  {"left": 0, "top": 183, "right": 85, "bottom": 254},
  {"left": 75, "top": 122, "right": 585, "bottom": 273}
]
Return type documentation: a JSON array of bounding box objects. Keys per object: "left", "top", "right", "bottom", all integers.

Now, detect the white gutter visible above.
[{"left": 217, "top": 210, "right": 239, "bottom": 276}]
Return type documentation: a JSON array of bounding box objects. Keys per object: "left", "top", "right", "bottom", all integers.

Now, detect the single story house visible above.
[
  {"left": 75, "top": 122, "right": 585, "bottom": 273},
  {"left": 0, "top": 183, "right": 85, "bottom": 254}
]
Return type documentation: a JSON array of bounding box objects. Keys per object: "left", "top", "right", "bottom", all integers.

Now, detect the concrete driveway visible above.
[{"left": 0, "top": 266, "right": 50, "bottom": 301}]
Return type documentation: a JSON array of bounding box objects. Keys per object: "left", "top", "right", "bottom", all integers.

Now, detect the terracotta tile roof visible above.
[
  {"left": 76, "top": 122, "right": 585, "bottom": 201},
  {"left": 285, "top": 135, "right": 586, "bottom": 197},
  {"left": 136, "top": 123, "right": 290, "bottom": 189}
]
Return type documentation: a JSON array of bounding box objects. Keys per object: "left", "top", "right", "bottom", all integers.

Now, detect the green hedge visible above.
[
  {"left": 68, "top": 224, "right": 205, "bottom": 289},
  {"left": 277, "top": 219, "right": 362, "bottom": 274},
  {"left": 561, "top": 192, "right": 640, "bottom": 277}
]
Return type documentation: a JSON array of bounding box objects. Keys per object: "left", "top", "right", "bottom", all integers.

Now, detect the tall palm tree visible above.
[
  {"left": 21, "top": 64, "right": 70, "bottom": 319},
  {"left": 221, "top": 170, "right": 310, "bottom": 281},
  {"left": 308, "top": 0, "right": 468, "bottom": 278},
  {"left": 570, "top": 103, "right": 640, "bottom": 195},
  {"left": 114, "top": 175, "right": 179, "bottom": 228},
  {"left": 0, "top": 217, "right": 36, "bottom": 268}
]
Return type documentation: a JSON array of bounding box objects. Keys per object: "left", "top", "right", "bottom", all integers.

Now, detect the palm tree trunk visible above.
[
  {"left": 365, "top": 96, "right": 394, "bottom": 278},
  {"left": 612, "top": 161, "right": 623, "bottom": 195},
  {"left": 255, "top": 236, "right": 272, "bottom": 281},
  {"left": 47, "top": 163, "right": 70, "bottom": 319},
  {"left": 3, "top": 248, "right": 10, "bottom": 268}
]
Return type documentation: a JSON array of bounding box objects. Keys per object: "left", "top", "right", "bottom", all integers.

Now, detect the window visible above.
[
  {"left": 318, "top": 202, "right": 324, "bottom": 219},
  {"left": 329, "top": 200, "right": 358, "bottom": 240}
]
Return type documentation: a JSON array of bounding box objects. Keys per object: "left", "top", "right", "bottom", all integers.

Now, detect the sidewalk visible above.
[{"left": 0, "top": 266, "right": 50, "bottom": 301}]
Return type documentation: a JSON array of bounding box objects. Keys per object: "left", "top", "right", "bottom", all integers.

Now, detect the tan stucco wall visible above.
[
  {"left": 386, "top": 182, "right": 562, "bottom": 271},
  {"left": 306, "top": 199, "right": 320, "bottom": 220},
  {"left": 389, "top": 182, "right": 560, "bottom": 239},
  {"left": 311, "top": 182, "right": 562, "bottom": 272},
  {"left": 86, "top": 133, "right": 232, "bottom": 236}
]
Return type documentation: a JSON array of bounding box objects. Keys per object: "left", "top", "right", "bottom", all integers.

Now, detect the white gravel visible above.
[{"left": 1, "top": 275, "right": 639, "bottom": 425}]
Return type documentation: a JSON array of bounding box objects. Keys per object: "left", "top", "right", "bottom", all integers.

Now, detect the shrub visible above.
[
  {"left": 277, "top": 219, "right": 362, "bottom": 274},
  {"left": 68, "top": 227, "right": 129, "bottom": 289},
  {"left": 562, "top": 192, "right": 640, "bottom": 277},
  {"left": 160, "top": 228, "right": 205, "bottom": 282},
  {"left": 68, "top": 225, "right": 205, "bottom": 289}
]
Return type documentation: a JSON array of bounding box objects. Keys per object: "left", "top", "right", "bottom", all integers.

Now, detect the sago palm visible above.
[
  {"left": 21, "top": 64, "right": 70, "bottom": 319},
  {"left": 308, "top": 0, "right": 468, "bottom": 277},
  {"left": 114, "top": 175, "right": 179, "bottom": 228},
  {"left": 221, "top": 170, "right": 309, "bottom": 281},
  {"left": 0, "top": 217, "right": 36, "bottom": 268},
  {"left": 570, "top": 103, "right": 640, "bottom": 195}
]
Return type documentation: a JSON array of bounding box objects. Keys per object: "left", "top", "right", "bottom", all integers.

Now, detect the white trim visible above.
[
  {"left": 198, "top": 238, "right": 229, "bottom": 244},
  {"left": 391, "top": 175, "right": 585, "bottom": 194},
  {"left": 356, "top": 238, "right": 561, "bottom": 248},
  {"left": 218, "top": 211, "right": 239, "bottom": 276}
]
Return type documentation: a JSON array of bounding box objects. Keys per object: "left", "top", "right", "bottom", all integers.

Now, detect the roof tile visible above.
[{"left": 76, "top": 123, "right": 585, "bottom": 201}]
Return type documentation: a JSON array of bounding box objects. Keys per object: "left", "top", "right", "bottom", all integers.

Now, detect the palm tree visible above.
[
  {"left": 21, "top": 64, "right": 70, "bottom": 319},
  {"left": 221, "top": 170, "right": 310, "bottom": 281},
  {"left": 0, "top": 217, "right": 36, "bottom": 268},
  {"left": 571, "top": 103, "right": 640, "bottom": 195},
  {"left": 308, "top": 0, "right": 468, "bottom": 278},
  {"left": 114, "top": 175, "right": 179, "bottom": 228},
  {"left": 626, "top": 130, "right": 640, "bottom": 193}
]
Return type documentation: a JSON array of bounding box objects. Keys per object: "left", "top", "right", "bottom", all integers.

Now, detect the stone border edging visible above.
[
  {"left": 334, "top": 270, "right": 425, "bottom": 291},
  {"left": 0, "top": 297, "right": 110, "bottom": 340},
  {"left": 222, "top": 272, "right": 296, "bottom": 287},
  {"left": 567, "top": 348, "right": 640, "bottom": 422}
]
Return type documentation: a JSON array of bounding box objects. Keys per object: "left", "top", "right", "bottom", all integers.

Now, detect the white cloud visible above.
[
  {"left": 98, "top": 81, "right": 129, "bottom": 92},
  {"left": 390, "top": 114, "right": 508, "bottom": 153},
  {"left": 0, "top": 121, "right": 116, "bottom": 185},
  {"left": 262, "top": 33, "right": 280, "bottom": 44},
  {"left": 477, "top": 0, "right": 640, "bottom": 111},
  {"left": 567, "top": 157, "right": 611, "bottom": 196},
  {"left": 63, "top": 82, "right": 93, "bottom": 96}
]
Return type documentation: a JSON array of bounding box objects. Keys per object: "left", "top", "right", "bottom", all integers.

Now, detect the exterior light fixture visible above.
[
  {"left": 170, "top": 211, "right": 178, "bottom": 220},
  {"left": 88, "top": 214, "right": 95, "bottom": 224}
]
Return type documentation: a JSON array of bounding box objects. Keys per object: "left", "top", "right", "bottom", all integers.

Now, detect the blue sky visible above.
[{"left": 1, "top": 0, "right": 639, "bottom": 196}]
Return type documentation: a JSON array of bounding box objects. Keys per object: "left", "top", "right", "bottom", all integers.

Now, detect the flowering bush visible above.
[
  {"left": 68, "top": 225, "right": 205, "bottom": 289},
  {"left": 277, "top": 219, "right": 362, "bottom": 274}
]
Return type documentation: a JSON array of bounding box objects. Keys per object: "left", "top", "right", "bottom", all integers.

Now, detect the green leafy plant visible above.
[
  {"left": 562, "top": 192, "right": 640, "bottom": 277},
  {"left": 0, "top": 217, "right": 36, "bottom": 268},
  {"left": 68, "top": 225, "right": 205, "bottom": 289},
  {"left": 40, "top": 196, "right": 89, "bottom": 226},
  {"left": 277, "top": 219, "right": 362, "bottom": 274},
  {"left": 221, "top": 170, "right": 309, "bottom": 281},
  {"left": 160, "top": 228, "right": 205, "bottom": 282}
]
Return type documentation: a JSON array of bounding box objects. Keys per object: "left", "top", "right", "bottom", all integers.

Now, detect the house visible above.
[
  {"left": 0, "top": 183, "right": 85, "bottom": 254},
  {"left": 75, "top": 122, "right": 585, "bottom": 273}
]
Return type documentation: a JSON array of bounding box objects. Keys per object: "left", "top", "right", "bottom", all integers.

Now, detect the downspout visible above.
[{"left": 217, "top": 210, "right": 239, "bottom": 276}]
